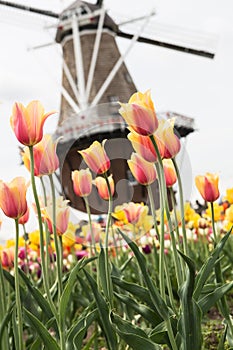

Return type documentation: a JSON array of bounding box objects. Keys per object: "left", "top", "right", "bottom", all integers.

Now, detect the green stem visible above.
[
  {"left": 169, "top": 187, "right": 185, "bottom": 280},
  {"left": 103, "top": 173, "right": 114, "bottom": 308},
  {"left": 84, "top": 196, "right": 97, "bottom": 255},
  {"left": 40, "top": 177, "right": 55, "bottom": 285},
  {"left": 147, "top": 185, "right": 178, "bottom": 313},
  {"left": 48, "top": 174, "right": 63, "bottom": 298},
  {"left": 149, "top": 137, "right": 166, "bottom": 300},
  {"left": 210, "top": 202, "right": 218, "bottom": 242},
  {"left": 150, "top": 136, "right": 183, "bottom": 293},
  {"left": 28, "top": 147, "right": 58, "bottom": 319},
  {"left": 172, "top": 158, "right": 188, "bottom": 256},
  {"left": 14, "top": 219, "right": 24, "bottom": 350},
  {"left": 164, "top": 200, "right": 183, "bottom": 288},
  {"left": 48, "top": 174, "right": 65, "bottom": 350},
  {"left": 21, "top": 224, "right": 30, "bottom": 278},
  {"left": 147, "top": 184, "right": 160, "bottom": 240}
]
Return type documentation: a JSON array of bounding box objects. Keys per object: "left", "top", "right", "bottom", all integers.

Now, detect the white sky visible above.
[{"left": 0, "top": 0, "right": 233, "bottom": 240}]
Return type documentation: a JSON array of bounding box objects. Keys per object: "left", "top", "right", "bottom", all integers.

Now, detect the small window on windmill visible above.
[
  {"left": 124, "top": 72, "right": 133, "bottom": 84},
  {"left": 127, "top": 169, "right": 138, "bottom": 186}
]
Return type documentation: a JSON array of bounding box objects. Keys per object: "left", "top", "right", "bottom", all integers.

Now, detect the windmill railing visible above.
[
  {"left": 54, "top": 102, "right": 196, "bottom": 145},
  {"left": 54, "top": 102, "right": 126, "bottom": 143}
]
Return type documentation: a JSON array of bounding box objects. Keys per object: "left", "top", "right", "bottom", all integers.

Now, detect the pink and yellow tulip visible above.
[
  {"left": 79, "top": 140, "right": 110, "bottom": 175},
  {"left": 22, "top": 134, "right": 60, "bottom": 176},
  {"left": 119, "top": 90, "right": 158, "bottom": 136},
  {"left": 93, "top": 174, "right": 115, "bottom": 200},
  {"left": 162, "top": 159, "right": 177, "bottom": 187},
  {"left": 72, "top": 168, "right": 93, "bottom": 197},
  {"left": 0, "top": 177, "right": 29, "bottom": 219},
  {"left": 154, "top": 118, "right": 181, "bottom": 159},
  {"left": 128, "top": 153, "right": 157, "bottom": 186},
  {"left": 18, "top": 206, "right": 30, "bottom": 225},
  {"left": 44, "top": 197, "right": 70, "bottom": 236},
  {"left": 127, "top": 132, "right": 159, "bottom": 163},
  {"left": 195, "top": 173, "right": 220, "bottom": 203},
  {"left": 10, "top": 100, "right": 56, "bottom": 146}
]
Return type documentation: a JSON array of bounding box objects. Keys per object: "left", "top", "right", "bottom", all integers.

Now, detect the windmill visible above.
[{"left": 0, "top": 0, "right": 216, "bottom": 214}]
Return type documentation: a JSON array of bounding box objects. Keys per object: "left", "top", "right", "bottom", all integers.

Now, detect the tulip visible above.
[
  {"left": 72, "top": 168, "right": 93, "bottom": 197},
  {"left": 195, "top": 173, "right": 220, "bottom": 202},
  {"left": 224, "top": 188, "right": 233, "bottom": 204},
  {"left": 10, "top": 100, "right": 56, "bottom": 146},
  {"left": 128, "top": 132, "right": 158, "bottom": 162},
  {"left": 127, "top": 153, "right": 157, "bottom": 186},
  {"left": 0, "top": 177, "right": 28, "bottom": 219},
  {"left": 122, "top": 202, "right": 146, "bottom": 225},
  {"left": 18, "top": 206, "right": 30, "bottom": 225},
  {"left": 155, "top": 118, "right": 181, "bottom": 159},
  {"left": 93, "top": 174, "right": 115, "bottom": 200},
  {"left": 22, "top": 134, "right": 60, "bottom": 176},
  {"left": 44, "top": 197, "right": 70, "bottom": 236},
  {"left": 79, "top": 140, "right": 110, "bottom": 175},
  {"left": 0, "top": 247, "right": 14, "bottom": 268},
  {"left": 119, "top": 90, "right": 158, "bottom": 136},
  {"left": 162, "top": 159, "right": 177, "bottom": 187}
]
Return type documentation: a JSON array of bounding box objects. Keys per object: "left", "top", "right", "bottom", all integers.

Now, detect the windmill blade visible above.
[
  {"left": 113, "top": 11, "right": 216, "bottom": 59},
  {"left": 0, "top": 0, "right": 59, "bottom": 18},
  {"left": 117, "top": 30, "right": 215, "bottom": 59}
]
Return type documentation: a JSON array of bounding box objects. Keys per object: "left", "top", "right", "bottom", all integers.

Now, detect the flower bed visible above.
[{"left": 0, "top": 92, "right": 232, "bottom": 350}]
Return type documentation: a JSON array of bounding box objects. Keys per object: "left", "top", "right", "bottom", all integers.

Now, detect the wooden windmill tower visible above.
[{"left": 0, "top": 0, "right": 216, "bottom": 214}]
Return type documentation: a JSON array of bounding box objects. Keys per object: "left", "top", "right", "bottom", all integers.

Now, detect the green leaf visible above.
[
  {"left": 66, "top": 305, "right": 96, "bottom": 349},
  {"left": 114, "top": 292, "right": 162, "bottom": 327},
  {"left": 3, "top": 269, "right": 26, "bottom": 300},
  {"left": 198, "top": 282, "right": 233, "bottom": 315},
  {"left": 84, "top": 270, "right": 118, "bottom": 350},
  {"left": 149, "top": 320, "right": 171, "bottom": 345},
  {"left": 18, "top": 269, "right": 53, "bottom": 319},
  {"left": 24, "top": 308, "right": 60, "bottom": 350},
  {"left": 12, "top": 308, "right": 19, "bottom": 350},
  {"left": 77, "top": 275, "right": 93, "bottom": 302},
  {"left": 73, "top": 309, "right": 98, "bottom": 350},
  {"left": 178, "top": 251, "right": 202, "bottom": 350},
  {"left": 29, "top": 317, "right": 57, "bottom": 350},
  {"left": 112, "top": 276, "right": 155, "bottom": 309},
  {"left": 112, "top": 313, "right": 160, "bottom": 350},
  {"left": 117, "top": 229, "right": 169, "bottom": 320},
  {"left": 0, "top": 302, "right": 15, "bottom": 341},
  {"left": 98, "top": 247, "right": 109, "bottom": 298},
  {"left": 194, "top": 229, "right": 231, "bottom": 300},
  {"left": 59, "top": 259, "right": 85, "bottom": 325}
]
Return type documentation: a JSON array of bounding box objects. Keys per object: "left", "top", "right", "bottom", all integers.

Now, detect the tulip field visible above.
[{"left": 0, "top": 92, "right": 233, "bottom": 349}]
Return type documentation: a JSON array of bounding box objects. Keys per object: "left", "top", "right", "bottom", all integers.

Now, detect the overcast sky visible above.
[{"left": 0, "top": 0, "right": 233, "bottom": 239}]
